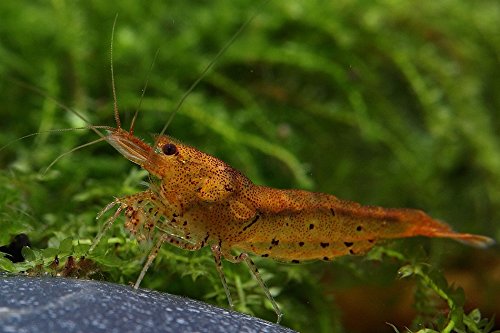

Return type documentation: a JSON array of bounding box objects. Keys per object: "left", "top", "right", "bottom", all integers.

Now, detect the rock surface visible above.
[{"left": 0, "top": 274, "right": 296, "bottom": 333}]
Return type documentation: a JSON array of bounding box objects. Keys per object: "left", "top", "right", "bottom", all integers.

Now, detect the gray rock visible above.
[{"left": 0, "top": 274, "right": 296, "bottom": 333}]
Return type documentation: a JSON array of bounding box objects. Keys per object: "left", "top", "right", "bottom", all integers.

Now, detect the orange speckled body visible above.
[
  {"left": 104, "top": 129, "right": 493, "bottom": 263},
  {"left": 84, "top": 20, "right": 493, "bottom": 322},
  {"left": 89, "top": 127, "right": 494, "bottom": 322}
]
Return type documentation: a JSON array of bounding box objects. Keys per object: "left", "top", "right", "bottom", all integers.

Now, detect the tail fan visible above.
[{"left": 442, "top": 233, "right": 495, "bottom": 249}]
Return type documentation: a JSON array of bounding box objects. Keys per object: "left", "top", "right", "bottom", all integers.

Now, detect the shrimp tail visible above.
[
  {"left": 405, "top": 211, "right": 496, "bottom": 248},
  {"left": 433, "top": 231, "right": 495, "bottom": 249}
]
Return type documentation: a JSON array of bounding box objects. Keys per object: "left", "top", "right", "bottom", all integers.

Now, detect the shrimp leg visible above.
[
  {"left": 211, "top": 244, "right": 282, "bottom": 323},
  {"left": 135, "top": 233, "right": 204, "bottom": 289}
]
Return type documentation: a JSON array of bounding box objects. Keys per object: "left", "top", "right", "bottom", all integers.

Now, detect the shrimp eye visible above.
[{"left": 162, "top": 143, "right": 178, "bottom": 155}]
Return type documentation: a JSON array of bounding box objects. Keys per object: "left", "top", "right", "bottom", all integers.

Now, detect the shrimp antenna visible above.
[
  {"left": 43, "top": 137, "right": 107, "bottom": 175},
  {"left": 129, "top": 48, "right": 161, "bottom": 135},
  {"left": 155, "top": 0, "right": 270, "bottom": 143},
  {"left": 7, "top": 79, "right": 113, "bottom": 172},
  {"left": 8, "top": 78, "right": 111, "bottom": 140},
  {"left": 0, "top": 127, "right": 105, "bottom": 153},
  {"left": 110, "top": 14, "right": 121, "bottom": 130}
]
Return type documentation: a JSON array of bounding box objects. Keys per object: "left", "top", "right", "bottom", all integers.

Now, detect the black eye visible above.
[{"left": 162, "top": 143, "right": 178, "bottom": 155}]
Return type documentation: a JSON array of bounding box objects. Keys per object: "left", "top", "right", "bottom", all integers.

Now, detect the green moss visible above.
[{"left": 1, "top": 1, "right": 499, "bottom": 332}]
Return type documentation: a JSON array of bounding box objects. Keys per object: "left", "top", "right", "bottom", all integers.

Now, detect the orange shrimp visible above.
[
  {"left": 90, "top": 125, "right": 494, "bottom": 322},
  {"left": 34, "top": 15, "right": 492, "bottom": 324}
]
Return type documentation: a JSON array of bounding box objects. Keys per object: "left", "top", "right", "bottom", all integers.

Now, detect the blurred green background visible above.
[{"left": 0, "top": 1, "right": 499, "bottom": 332}]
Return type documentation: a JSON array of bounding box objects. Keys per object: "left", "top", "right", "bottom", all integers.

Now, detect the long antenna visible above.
[
  {"left": 0, "top": 126, "right": 108, "bottom": 153},
  {"left": 155, "top": 0, "right": 269, "bottom": 143},
  {"left": 130, "top": 48, "right": 161, "bottom": 135},
  {"left": 43, "top": 137, "right": 107, "bottom": 174},
  {"left": 9, "top": 79, "right": 110, "bottom": 140},
  {"left": 110, "top": 14, "right": 121, "bottom": 129}
]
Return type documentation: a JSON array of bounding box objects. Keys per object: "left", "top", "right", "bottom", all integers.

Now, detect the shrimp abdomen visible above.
[{"left": 233, "top": 188, "right": 495, "bottom": 262}]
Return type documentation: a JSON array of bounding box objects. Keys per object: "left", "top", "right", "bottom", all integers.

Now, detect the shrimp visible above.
[{"left": 87, "top": 123, "right": 494, "bottom": 323}]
